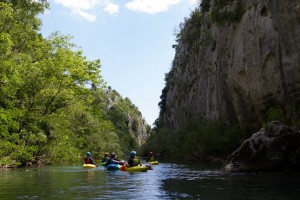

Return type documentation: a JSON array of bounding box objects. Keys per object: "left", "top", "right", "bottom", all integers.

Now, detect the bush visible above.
[
  {"left": 142, "top": 114, "right": 243, "bottom": 161},
  {"left": 210, "top": 0, "right": 244, "bottom": 26}
]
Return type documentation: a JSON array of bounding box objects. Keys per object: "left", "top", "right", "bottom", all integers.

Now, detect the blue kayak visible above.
[{"left": 105, "top": 164, "right": 121, "bottom": 171}]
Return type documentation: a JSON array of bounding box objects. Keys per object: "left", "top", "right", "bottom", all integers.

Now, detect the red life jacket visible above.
[{"left": 84, "top": 157, "right": 91, "bottom": 164}]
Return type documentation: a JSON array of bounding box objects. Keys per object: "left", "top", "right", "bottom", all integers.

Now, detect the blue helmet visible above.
[
  {"left": 130, "top": 151, "right": 136, "bottom": 157},
  {"left": 86, "top": 152, "right": 91, "bottom": 156}
]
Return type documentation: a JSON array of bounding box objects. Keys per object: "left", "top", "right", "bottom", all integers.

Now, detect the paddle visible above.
[
  {"left": 144, "top": 164, "right": 153, "bottom": 170},
  {"left": 118, "top": 160, "right": 125, "bottom": 165},
  {"left": 104, "top": 160, "right": 124, "bottom": 169},
  {"left": 120, "top": 164, "right": 127, "bottom": 171}
]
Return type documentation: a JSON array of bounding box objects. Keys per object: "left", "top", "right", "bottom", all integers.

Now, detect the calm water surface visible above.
[{"left": 0, "top": 161, "right": 300, "bottom": 199}]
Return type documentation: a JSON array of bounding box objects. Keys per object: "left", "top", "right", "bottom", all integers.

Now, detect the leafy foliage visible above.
[
  {"left": 0, "top": 1, "right": 148, "bottom": 167},
  {"left": 142, "top": 114, "right": 243, "bottom": 161},
  {"left": 201, "top": 0, "right": 211, "bottom": 13},
  {"left": 210, "top": 0, "right": 244, "bottom": 26},
  {"left": 175, "top": 7, "right": 203, "bottom": 46}
]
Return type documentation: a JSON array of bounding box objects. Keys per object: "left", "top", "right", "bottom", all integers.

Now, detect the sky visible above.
[{"left": 39, "top": 0, "right": 198, "bottom": 126}]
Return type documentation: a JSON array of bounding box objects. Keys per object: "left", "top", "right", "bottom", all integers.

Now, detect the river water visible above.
[{"left": 0, "top": 161, "right": 300, "bottom": 199}]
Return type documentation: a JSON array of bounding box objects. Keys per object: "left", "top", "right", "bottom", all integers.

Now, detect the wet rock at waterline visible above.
[{"left": 224, "top": 121, "right": 300, "bottom": 173}]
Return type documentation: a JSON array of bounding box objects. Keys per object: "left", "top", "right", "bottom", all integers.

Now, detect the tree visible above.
[{"left": 0, "top": 1, "right": 149, "bottom": 167}]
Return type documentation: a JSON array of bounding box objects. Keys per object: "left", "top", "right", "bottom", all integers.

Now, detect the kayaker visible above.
[
  {"left": 146, "top": 151, "right": 157, "bottom": 162},
  {"left": 104, "top": 152, "right": 124, "bottom": 167},
  {"left": 127, "top": 150, "right": 141, "bottom": 167},
  {"left": 84, "top": 152, "right": 97, "bottom": 165},
  {"left": 101, "top": 152, "right": 110, "bottom": 163}
]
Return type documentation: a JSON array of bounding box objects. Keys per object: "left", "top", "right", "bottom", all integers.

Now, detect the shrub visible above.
[{"left": 210, "top": 0, "right": 244, "bottom": 26}]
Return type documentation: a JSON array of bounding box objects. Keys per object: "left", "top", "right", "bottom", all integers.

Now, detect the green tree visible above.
[{"left": 0, "top": 0, "right": 149, "bottom": 167}]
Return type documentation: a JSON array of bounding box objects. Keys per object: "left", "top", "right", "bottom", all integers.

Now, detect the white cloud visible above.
[
  {"left": 53, "top": 0, "right": 119, "bottom": 21},
  {"left": 125, "top": 0, "right": 181, "bottom": 15},
  {"left": 54, "top": 0, "right": 99, "bottom": 10},
  {"left": 75, "top": 10, "right": 97, "bottom": 21},
  {"left": 104, "top": 3, "right": 119, "bottom": 15}
]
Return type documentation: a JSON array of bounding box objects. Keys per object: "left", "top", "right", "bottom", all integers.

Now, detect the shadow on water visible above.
[
  {"left": 0, "top": 162, "right": 300, "bottom": 199},
  {"left": 160, "top": 162, "right": 300, "bottom": 200}
]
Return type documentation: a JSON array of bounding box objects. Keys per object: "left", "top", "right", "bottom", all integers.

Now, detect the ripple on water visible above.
[{"left": 2, "top": 163, "right": 300, "bottom": 200}]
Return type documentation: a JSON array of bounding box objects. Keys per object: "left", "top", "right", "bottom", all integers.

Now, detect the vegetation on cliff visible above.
[
  {"left": 142, "top": 115, "right": 244, "bottom": 161},
  {"left": 0, "top": 0, "right": 149, "bottom": 167}
]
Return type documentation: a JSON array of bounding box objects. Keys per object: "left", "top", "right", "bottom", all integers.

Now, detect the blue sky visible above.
[{"left": 39, "top": 0, "right": 198, "bottom": 126}]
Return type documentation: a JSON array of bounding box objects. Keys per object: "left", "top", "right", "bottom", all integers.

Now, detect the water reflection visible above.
[{"left": 0, "top": 162, "right": 300, "bottom": 199}]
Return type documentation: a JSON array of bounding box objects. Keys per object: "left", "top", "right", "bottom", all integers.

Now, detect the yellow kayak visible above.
[
  {"left": 121, "top": 165, "right": 148, "bottom": 172},
  {"left": 149, "top": 160, "right": 159, "bottom": 165},
  {"left": 83, "top": 164, "right": 97, "bottom": 168}
]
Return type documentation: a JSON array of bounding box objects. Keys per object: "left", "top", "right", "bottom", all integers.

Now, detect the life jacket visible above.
[
  {"left": 84, "top": 157, "right": 91, "bottom": 164},
  {"left": 132, "top": 156, "right": 139, "bottom": 166},
  {"left": 105, "top": 158, "right": 118, "bottom": 167},
  {"left": 149, "top": 156, "right": 156, "bottom": 162},
  {"left": 102, "top": 157, "right": 109, "bottom": 163}
]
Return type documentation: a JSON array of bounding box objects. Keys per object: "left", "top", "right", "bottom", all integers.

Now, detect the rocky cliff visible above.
[
  {"left": 106, "top": 88, "right": 150, "bottom": 147},
  {"left": 160, "top": 0, "right": 300, "bottom": 132}
]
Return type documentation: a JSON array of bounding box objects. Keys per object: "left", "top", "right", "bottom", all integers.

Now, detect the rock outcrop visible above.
[
  {"left": 106, "top": 88, "right": 150, "bottom": 147},
  {"left": 224, "top": 121, "right": 300, "bottom": 172},
  {"left": 160, "top": 0, "right": 300, "bottom": 132}
]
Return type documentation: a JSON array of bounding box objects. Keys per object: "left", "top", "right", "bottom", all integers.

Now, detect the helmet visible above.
[
  {"left": 86, "top": 152, "right": 91, "bottom": 156},
  {"left": 110, "top": 152, "right": 116, "bottom": 158},
  {"left": 104, "top": 152, "right": 109, "bottom": 157},
  {"left": 130, "top": 151, "right": 136, "bottom": 157}
]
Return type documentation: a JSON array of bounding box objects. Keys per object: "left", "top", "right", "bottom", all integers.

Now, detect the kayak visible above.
[
  {"left": 83, "top": 164, "right": 97, "bottom": 168},
  {"left": 121, "top": 165, "right": 148, "bottom": 172},
  {"left": 105, "top": 164, "right": 121, "bottom": 171},
  {"left": 149, "top": 160, "right": 159, "bottom": 165}
]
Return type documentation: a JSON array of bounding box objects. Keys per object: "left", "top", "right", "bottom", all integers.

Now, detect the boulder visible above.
[{"left": 224, "top": 121, "right": 300, "bottom": 173}]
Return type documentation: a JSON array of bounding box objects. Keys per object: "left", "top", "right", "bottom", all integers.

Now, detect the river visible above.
[{"left": 0, "top": 161, "right": 300, "bottom": 199}]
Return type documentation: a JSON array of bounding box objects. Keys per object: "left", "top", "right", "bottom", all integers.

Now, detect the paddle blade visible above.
[
  {"left": 145, "top": 165, "right": 153, "bottom": 170},
  {"left": 121, "top": 165, "right": 127, "bottom": 171}
]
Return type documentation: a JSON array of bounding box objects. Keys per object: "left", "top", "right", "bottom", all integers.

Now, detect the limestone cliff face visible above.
[
  {"left": 160, "top": 0, "right": 300, "bottom": 131},
  {"left": 106, "top": 89, "right": 150, "bottom": 147}
]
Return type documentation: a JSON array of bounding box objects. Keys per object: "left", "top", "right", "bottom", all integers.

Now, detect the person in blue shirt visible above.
[{"left": 104, "top": 152, "right": 124, "bottom": 167}]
